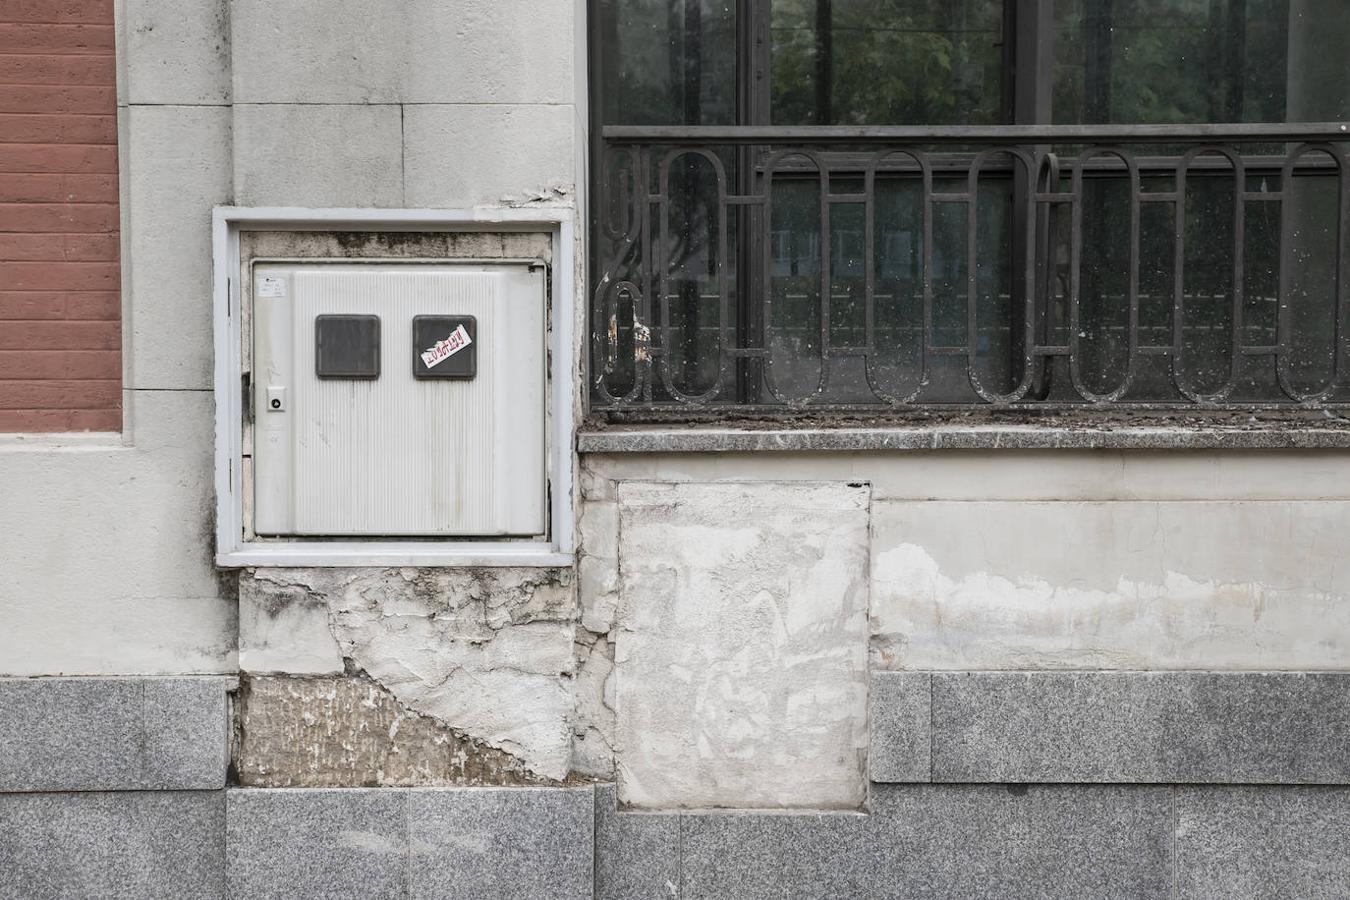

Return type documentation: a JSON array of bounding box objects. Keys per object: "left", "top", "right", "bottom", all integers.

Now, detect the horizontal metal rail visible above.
[
  {"left": 590, "top": 127, "right": 1350, "bottom": 412},
  {"left": 603, "top": 122, "right": 1350, "bottom": 144}
]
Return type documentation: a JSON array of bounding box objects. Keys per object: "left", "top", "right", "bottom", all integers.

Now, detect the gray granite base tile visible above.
[
  {"left": 931, "top": 672, "right": 1350, "bottom": 783},
  {"left": 1, "top": 783, "right": 1344, "bottom": 898},
  {"left": 1174, "top": 786, "right": 1350, "bottom": 899},
  {"left": 0, "top": 677, "right": 230, "bottom": 791},
  {"left": 225, "top": 788, "right": 408, "bottom": 900},
  {"left": 408, "top": 787, "right": 593, "bottom": 900},
  {"left": 869, "top": 784, "right": 1173, "bottom": 900},
  {"left": 0, "top": 679, "right": 142, "bottom": 791},
  {"left": 602, "top": 783, "right": 1173, "bottom": 898},
  {"left": 0, "top": 790, "right": 224, "bottom": 899},
  {"left": 143, "top": 678, "right": 230, "bottom": 788},
  {"left": 595, "top": 785, "right": 680, "bottom": 900},
  {"left": 869, "top": 672, "right": 931, "bottom": 783},
  {"left": 679, "top": 810, "right": 873, "bottom": 900}
]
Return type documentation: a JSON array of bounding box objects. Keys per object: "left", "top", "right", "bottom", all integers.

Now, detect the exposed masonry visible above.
[
  {"left": 239, "top": 566, "right": 618, "bottom": 784},
  {"left": 233, "top": 672, "right": 553, "bottom": 787}
]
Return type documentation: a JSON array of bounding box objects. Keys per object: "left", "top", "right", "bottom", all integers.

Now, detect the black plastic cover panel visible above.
[
  {"left": 413, "top": 315, "right": 477, "bottom": 379},
  {"left": 315, "top": 314, "right": 381, "bottom": 379}
]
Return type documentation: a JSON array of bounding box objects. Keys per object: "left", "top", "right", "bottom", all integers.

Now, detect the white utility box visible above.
[{"left": 250, "top": 261, "right": 547, "bottom": 537}]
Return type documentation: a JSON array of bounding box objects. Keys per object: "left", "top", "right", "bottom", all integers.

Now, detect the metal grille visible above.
[{"left": 591, "top": 123, "right": 1350, "bottom": 412}]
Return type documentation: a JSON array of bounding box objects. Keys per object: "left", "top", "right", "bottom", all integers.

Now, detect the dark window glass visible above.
[
  {"left": 770, "top": 0, "right": 1005, "bottom": 125},
  {"left": 1054, "top": 0, "right": 1350, "bottom": 125},
  {"left": 598, "top": 0, "right": 738, "bottom": 126}
]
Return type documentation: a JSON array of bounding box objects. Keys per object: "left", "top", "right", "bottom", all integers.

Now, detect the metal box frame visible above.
[{"left": 212, "top": 207, "right": 576, "bottom": 567}]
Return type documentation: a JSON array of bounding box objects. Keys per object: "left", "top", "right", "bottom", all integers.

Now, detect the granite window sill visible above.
[{"left": 576, "top": 424, "right": 1350, "bottom": 453}]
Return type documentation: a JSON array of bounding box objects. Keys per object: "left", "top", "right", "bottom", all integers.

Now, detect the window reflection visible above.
[{"left": 771, "top": 0, "right": 1005, "bottom": 126}]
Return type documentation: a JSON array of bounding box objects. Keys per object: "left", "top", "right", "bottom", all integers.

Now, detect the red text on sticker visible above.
[{"left": 420, "top": 324, "right": 473, "bottom": 370}]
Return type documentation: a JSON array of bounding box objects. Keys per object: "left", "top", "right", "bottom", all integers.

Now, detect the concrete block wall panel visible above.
[
  {"left": 123, "top": 103, "right": 231, "bottom": 390},
  {"left": 122, "top": 0, "right": 230, "bottom": 105},
  {"left": 400, "top": 1, "right": 575, "bottom": 105},
  {"left": 231, "top": 103, "right": 404, "bottom": 208},
  {"left": 236, "top": 575, "right": 344, "bottom": 675},
  {"left": 228, "top": 0, "right": 580, "bottom": 208},
  {"left": 228, "top": 0, "right": 574, "bottom": 105},
  {"left": 402, "top": 104, "right": 576, "bottom": 207},
  {"left": 0, "top": 391, "right": 236, "bottom": 675},
  {"left": 0, "top": 0, "right": 123, "bottom": 432},
  {"left": 228, "top": 0, "right": 406, "bottom": 105}
]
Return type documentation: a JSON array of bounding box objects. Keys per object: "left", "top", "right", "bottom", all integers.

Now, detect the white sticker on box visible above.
[
  {"left": 258, "top": 275, "right": 287, "bottom": 298},
  {"left": 420, "top": 324, "right": 473, "bottom": 370}
]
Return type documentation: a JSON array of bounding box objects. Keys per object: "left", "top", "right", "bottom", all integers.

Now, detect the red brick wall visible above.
[{"left": 0, "top": 0, "right": 120, "bottom": 432}]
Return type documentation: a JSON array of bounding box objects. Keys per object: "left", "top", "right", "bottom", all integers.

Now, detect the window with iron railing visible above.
[{"left": 589, "top": 0, "right": 1350, "bottom": 413}]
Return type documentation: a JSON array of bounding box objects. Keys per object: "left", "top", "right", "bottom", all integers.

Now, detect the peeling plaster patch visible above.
[
  {"left": 240, "top": 230, "right": 552, "bottom": 265},
  {"left": 238, "top": 573, "right": 344, "bottom": 675},
  {"left": 871, "top": 501, "right": 1350, "bottom": 670},
  {"left": 572, "top": 497, "right": 620, "bottom": 778},
  {"left": 615, "top": 482, "right": 870, "bottom": 810},
  {"left": 578, "top": 500, "right": 619, "bottom": 634},
  {"left": 235, "top": 674, "right": 550, "bottom": 787},
  {"left": 499, "top": 184, "right": 574, "bottom": 207},
  {"left": 242, "top": 567, "right": 580, "bottom": 780},
  {"left": 571, "top": 637, "right": 617, "bottom": 778}
]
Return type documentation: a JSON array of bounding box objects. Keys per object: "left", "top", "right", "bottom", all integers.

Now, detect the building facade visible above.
[{"left": 2, "top": 0, "right": 1349, "bottom": 896}]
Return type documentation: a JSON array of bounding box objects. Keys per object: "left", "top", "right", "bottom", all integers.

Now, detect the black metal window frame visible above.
[{"left": 587, "top": 0, "right": 1350, "bottom": 417}]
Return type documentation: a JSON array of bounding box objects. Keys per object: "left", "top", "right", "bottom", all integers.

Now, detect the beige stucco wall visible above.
[{"left": 0, "top": 0, "right": 589, "bottom": 676}]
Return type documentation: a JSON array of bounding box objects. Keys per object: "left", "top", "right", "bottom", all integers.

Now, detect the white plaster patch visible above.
[
  {"left": 614, "top": 481, "right": 870, "bottom": 810},
  {"left": 871, "top": 500, "right": 1350, "bottom": 670}
]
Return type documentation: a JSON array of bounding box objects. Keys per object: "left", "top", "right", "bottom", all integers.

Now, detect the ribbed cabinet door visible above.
[{"left": 283, "top": 264, "right": 545, "bottom": 537}]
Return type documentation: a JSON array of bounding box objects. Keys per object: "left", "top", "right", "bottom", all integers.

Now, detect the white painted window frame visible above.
[{"left": 212, "top": 207, "right": 576, "bottom": 567}]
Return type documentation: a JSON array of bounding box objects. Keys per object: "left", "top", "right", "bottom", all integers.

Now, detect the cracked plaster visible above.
[{"left": 241, "top": 567, "right": 589, "bottom": 781}]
